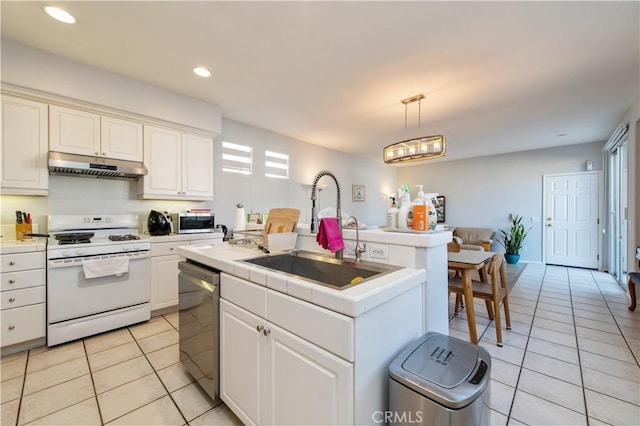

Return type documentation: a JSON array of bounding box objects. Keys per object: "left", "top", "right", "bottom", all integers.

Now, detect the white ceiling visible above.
[{"left": 2, "top": 1, "right": 638, "bottom": 164}]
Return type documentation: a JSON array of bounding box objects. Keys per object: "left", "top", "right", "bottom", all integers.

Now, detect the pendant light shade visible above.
[{"left": 384, "top": 94, "right": 446, "bottom": 164}]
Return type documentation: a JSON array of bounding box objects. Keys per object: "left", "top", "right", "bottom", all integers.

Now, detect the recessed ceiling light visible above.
[
  {"left": 43, "top": 6, "right": 76, "bottom": 24},
  {"left": 193, "top": 67, "right": 211, "bottom": 78}
]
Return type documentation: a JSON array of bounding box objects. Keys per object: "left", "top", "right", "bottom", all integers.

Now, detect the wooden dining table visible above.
[{"left": 448, "top": 249, "right": 494, "bottom": 344}]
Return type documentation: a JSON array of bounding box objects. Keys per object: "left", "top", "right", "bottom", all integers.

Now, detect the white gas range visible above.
[{"left": 46, "top": 214, "right": 151, "bottom": 346}]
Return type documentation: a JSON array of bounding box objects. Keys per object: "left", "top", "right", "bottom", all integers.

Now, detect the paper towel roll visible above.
[{"left": 234, "top": 204, "right": 245, "bottom": 231}]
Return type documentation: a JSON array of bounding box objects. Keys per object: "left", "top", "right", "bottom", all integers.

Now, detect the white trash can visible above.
[{"left": 388, "top": 332, "right": 491, "bottom": 425}]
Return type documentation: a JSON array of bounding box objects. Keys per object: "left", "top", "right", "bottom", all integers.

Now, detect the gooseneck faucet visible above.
[
  {"left": 310, "top": 170, "right": 343, "bottom": 259},
  {"left": 345, "top": 216, "right": 366, "bottom": 262}
]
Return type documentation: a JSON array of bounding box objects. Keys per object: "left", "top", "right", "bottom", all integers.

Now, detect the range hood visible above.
[{"left": 48, "top": 152, "right": 147, "bottom": 181}]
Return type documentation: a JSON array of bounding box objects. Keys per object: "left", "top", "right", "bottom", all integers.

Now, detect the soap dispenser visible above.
[
  {"left": 397, "top": 186, "right": 412, "bottom": 229},
  {"left": 386, "top": 197, "right": 399, "bottom": 229}
]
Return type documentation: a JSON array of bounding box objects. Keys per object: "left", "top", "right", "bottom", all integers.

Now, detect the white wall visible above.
[
  {"left": 397, "top": 142, "right": 605, "bottom": 263},
  {"left": 214, "top": 119, "right": 396, "bottom": 229},
  {"left": 1, "top": 38, "right": 395, "bottom": 233}
]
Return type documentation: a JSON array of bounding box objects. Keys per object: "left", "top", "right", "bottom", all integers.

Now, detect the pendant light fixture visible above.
[{"left": 383, "top": 94, "right": 446, "bottom": 164}]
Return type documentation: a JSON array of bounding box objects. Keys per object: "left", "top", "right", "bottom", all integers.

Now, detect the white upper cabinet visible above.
[
  {"left": 100, "top": 116, "right": 143, "bottom": 162},
  {"left": 139, "top": 125, "right": 214, "bottom": 200},
  {"left": 1, "top": 95, "right": 49, "bottom": 195},
  {"left": 49, "top": 105, "right": 143, "bottom": 162}
]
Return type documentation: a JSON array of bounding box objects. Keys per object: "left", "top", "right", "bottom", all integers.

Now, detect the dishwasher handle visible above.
[{"left": 178, "top": 261, "right": 220, "bottom": 284}]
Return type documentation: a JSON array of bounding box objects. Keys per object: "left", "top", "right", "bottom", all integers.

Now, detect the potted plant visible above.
[{"left": 498, "top": 214, "right": 531, "bottom": 264}]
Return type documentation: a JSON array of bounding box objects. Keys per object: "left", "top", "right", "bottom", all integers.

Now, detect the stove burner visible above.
[
  {"left": 59, "top": 239, "right": 91, "bottom": 245},
  {"left": 108, "top": 234, "right": 141, "bottom": 241}
]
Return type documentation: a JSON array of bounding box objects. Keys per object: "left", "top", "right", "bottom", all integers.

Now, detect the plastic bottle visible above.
[
  {"left": 415, "top": 185, "right": 426, "bottom": 203},
  {"left": 386, "top": 197, "right": 399, "bottom": 229},
  {"left": 427, "top": 197, "right": 437, "bottom": 230},
  {"left": 397, "top": 187, "right": 412, "bottom": 229},
  {"left": 412, "top": 204, "right": 427, "bottom": 231}
]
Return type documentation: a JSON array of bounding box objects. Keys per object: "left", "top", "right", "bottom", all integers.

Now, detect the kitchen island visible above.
[{"left": 177, "top": 232, "right": 448, "bottom": 425}]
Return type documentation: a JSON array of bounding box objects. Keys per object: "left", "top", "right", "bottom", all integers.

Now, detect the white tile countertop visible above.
[
  {"left": 177, "top": 242, "right": 426, "bottom": 318},
  {"left": 145, "top": 231, "right": 224, "bottom": 243},
  {"left": 296, "top": 224, "right": 452, "bottom": 247},
  {"left": 0, "top": 239, "right": 47, "bottom": 254}
]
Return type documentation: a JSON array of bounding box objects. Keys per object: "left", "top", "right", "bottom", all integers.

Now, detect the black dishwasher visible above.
[{"left": 178, "top": 260, "right": 221, "bottom": 404}]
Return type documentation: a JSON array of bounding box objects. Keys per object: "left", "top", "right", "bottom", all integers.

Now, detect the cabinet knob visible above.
[
  {"left": 547, "top": 224, "right": 552, "bottom": 227},
  {"left": 95, "top": 152, "right": 100, "bottom": 156},
  {"left": 263, "top": 328, "right": 271, "bottom": 336},
  {"left": 8, "top": 261, "right": 15, "bottom": 266},
  {"left": 8, "top": 325, "right": 15, "bottom": 330},
  {"left": 256, "top": 325, "right": 264, "bottom": 332},
  {"left": 102, "top": 152, "right": 106, "bottom": 156},
  {"left": 8, "top": 297, "right": 15, "bottom": 302},
  {"left": 8, "top": 279, "right": 15, "bottom": 284}
]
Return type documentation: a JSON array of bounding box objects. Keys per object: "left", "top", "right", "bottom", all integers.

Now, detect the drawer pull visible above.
[
  {"left": 170, "top": 248, "right": 174, "bottom": 251},
  {"left": 8, "top": 325, "right": 15, "bottom": 330},
  {"left": 8, "top": 297, "right": 15, "bottom": 302},
  {"left": 9, "top": 261, "right": 15, "bottom": 266},
  {"left": 8, "top": 279, "right": 15, "bottom": 284}
]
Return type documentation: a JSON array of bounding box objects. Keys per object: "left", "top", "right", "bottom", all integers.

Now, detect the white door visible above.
[
  {"left": 265, "top": 323, "right": 353, "bottom": 426},
  {"left": 220, "top": 299, "right": 264, "bottom": 426},
  {"left": 544, "top": 172, "right": 600, "bottom": 268}
]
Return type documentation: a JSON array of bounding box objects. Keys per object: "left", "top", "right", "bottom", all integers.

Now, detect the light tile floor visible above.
[
  {"left": 1, "top": 264, "right": 639, "bottom": 425},
  {"left": 449, "top": 264, "right": 640, "bottom": 425},
  {"left": 0, "top": 312, "right": 242, "bottom": 426}
]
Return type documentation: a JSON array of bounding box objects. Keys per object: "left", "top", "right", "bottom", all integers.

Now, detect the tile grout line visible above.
[
  {"left": 81, "top": 339, "right": 105, "bottom": 426},
  {"left": 127, "top": 316, "right": 190, "bottom": 426},
  {"left": 589, "top": 271, "right": 640, "bottom": 368},
  {"left": 566, "top": 268, "right": 590, "bottom": 425},
  {"left": 504, "top": 266, "right": 545, "bottom": 424}
]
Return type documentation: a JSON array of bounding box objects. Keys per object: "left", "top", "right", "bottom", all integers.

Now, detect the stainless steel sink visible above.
[{"left": 242, "top": 250, "right": 401, "bottom": 290}]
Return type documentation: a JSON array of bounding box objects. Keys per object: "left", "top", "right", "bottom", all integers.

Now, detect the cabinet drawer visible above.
[
  {"left": 151, "top": 241, "right": 185, "bottom": 257},
  {"left": 267, "top": 290, "right": 354, "bottom": 362},
  {"left": 189, "top": 237, "right": 222, "bottom": 246},
  {"left": 1, "top": 269, "right": 46, "bottom": 291},
  {"left": 1, "top": 252, "right": 45, "bottom": 272},
  {"left": 221, "top": 273, "right": 267, "bottom": 318},
  {"left": 1, "top": 303, "right": 46, "bottom": 347},
  {"left": 1, "top": 286, "right": 46, "bottom": 310}
]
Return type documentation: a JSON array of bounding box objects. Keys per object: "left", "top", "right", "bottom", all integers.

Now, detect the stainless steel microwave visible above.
[{"left": 171, "top": 212, "right": 215, "bottom": 234}]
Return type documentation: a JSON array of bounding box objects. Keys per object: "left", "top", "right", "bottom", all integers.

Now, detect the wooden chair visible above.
[{"left": 448, "top": 253, "right": 512, "bottom": 346}]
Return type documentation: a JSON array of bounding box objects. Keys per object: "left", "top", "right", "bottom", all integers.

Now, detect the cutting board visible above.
[{"left": 263, "top": 208, "right": 300, "bottom": 234}]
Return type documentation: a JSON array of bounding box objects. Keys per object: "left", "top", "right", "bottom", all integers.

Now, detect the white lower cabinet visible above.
[
  {"left": 220, "top": 299, "right": 353, "bottom": 426},
  {"left": 1, "top": 250, "right": 46, "bottom": 349},
  {"left": 150, "top": 254, "right": 180, "bottom": 311}
]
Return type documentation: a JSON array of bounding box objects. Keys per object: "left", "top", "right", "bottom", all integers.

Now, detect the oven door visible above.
[{"left": 47, "top": 252, "right": 150, "bottom": 323}]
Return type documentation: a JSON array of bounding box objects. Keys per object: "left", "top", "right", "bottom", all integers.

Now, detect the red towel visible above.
[{"left": 316, "top": 218, "right": 345, "bottom": 253}]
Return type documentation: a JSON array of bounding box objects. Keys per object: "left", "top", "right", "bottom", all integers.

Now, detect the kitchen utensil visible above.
[
  {"left": 215, "top": 224, "right": 229, "bottom": 241},
  {"left": 54, "top": 232, "right": 95, "bottom": 242},
  {"left": 16, "top": 211, "right": 22, "bottom": 224},
  {"left": 262, "top": 208, "right": 300, "bottom": 235},
  {"left": 147, "top": 210, "right": 172, "bottom": 235}
]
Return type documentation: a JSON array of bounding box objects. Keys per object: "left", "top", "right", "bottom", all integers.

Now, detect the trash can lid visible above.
[
  {"left": 389, "top": 332, "right": 491, "bottom": 409},
  {"left": 402, "top": 333, "right": 479, "bottom": 388}
]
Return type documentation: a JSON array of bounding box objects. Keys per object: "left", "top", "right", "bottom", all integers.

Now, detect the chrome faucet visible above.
[
  {"left": 310, "top": 170, "right": 343, "bottom": 259},
  {"left": 345, "top": 216, "right": 366, "bottom": 262}
]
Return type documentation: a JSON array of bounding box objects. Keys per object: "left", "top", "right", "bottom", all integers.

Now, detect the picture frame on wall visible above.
[
  {"left": 435, "top": 195, "right": 446, "bottom": 223},
  {"left": 352, "top": 184, "right": 365, "bottom": 202}
]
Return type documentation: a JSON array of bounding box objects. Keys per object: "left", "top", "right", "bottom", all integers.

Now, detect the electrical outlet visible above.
[
  {"left": 369, "top": 244, "right": 388, "bottom": 260},
  {"left": 345, "top": 242, "right": 357, "bottom": 256}
]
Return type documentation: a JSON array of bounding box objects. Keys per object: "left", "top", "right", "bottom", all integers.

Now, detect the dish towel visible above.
[
  {"left": 82, "top": 257, "right": 130, "bottom": 279},
  {"left": 316, "top": 218, "right": 345, "bottom": 253}
]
